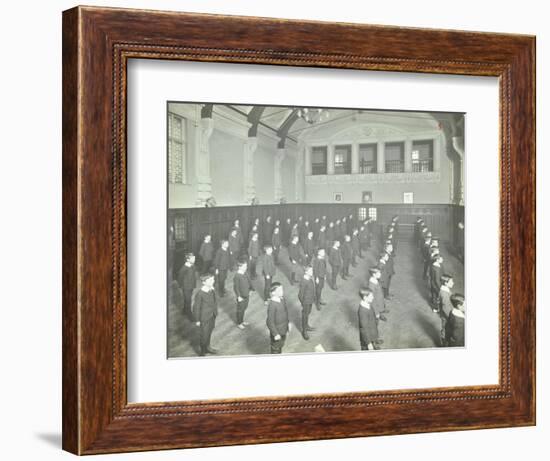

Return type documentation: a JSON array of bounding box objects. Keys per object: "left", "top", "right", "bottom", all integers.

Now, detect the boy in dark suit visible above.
[
  {"left": 329, "top": 240, "right": 343, "bottom": 290},
  {"left": 446, "top": 294, "right": 465, "bottom": 347},
  {"left": 298, "top": 266, "right": 316, "bottom": 340},
  {"left": 247, "top": 232, "right": 260, "bottom": 279},
  {"left": 193, "top": 273, "right": 218, "bottom": 356},
  {"left": 214, "top": 239, "right": 231, "bottom": 296},
  {"left": 368, "top": 267, "right": 388, "bottom": 315},
  {"left": 384, "top": 245, "right": 395, "bottom": 298},
  {"left": 228, "top": 228, "right": 241, "bottom": 270},
  {"left": 341, "top": 235, "right": 353, "bottom": 278},
  {"left": 262, "top": 245, "right": 277, "bottom": 301},
  {"left": 358, "top": 288, "right": 386, "bottom": 350},
  {"left": 312, "top": 248, "right": 327, "bottom": 309},
  {"left": 288, "top": 235, "right": 304, "bottom": 285},
  {"left": 271, "top": 226, "right": 281, "bottom": 265},
  {"left": 359, "top": 225, "right": 369, "bottom": 256},
  {"left": 438, "top": 274, "right": 454, "bottom": 345},
  {"left": 378, "top": 253, "right": 390, "bottom": 300},
  {"left": 233, "top": 259, "right": 254, "bottom": 329},
  {"left": 266, "top": 283, "right": 290, "bottom": 354},
  {"left": 351, "top": 229, "right": 360, "bottom": 265},
  {"left": 198, "top": 234, "right": 214, "bottom": 274},
  {"left": 177, "top": 252, "right": 197, "bottom": 320},
  {"left": 303, "top": 231, "right": 316, "bottom": 264},
  {"left": 430, "top": 255, "right": 444, "bottom": 311}
]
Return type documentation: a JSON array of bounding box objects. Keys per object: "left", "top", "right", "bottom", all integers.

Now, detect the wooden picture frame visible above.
[{"left": 62, "top": 5, "right": 535, "bottom": 455}]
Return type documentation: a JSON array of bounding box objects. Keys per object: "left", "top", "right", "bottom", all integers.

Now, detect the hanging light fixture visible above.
[{"left": 298, "top": 107, "right": 330, "bottom": 124}]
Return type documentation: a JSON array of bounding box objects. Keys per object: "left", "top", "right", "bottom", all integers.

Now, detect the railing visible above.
[
  {"left": 311, "top": 164, "right": 327, "bottom": 175},
  {"left": 412, "top": 159, "right": 433, "bottom": 172},
  {"left": 359, "top": 160, "right": 376, "bottom": 174},
  {"left": 385, "top": 159, "right": 404, "bottom": 173}
]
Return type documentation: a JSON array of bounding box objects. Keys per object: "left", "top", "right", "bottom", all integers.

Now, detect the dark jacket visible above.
[
  {"left": 177, "top": 264, "right": 197, "bottom": 292},
  {"left": 266, "top": 298, "right": 289, "bottom": 337},
  {"left": 288, "top": 242, "right": 304, "bottom": 264},
  {"left": 233, "top": 272, "right": 253, "bottom": 299},
  {"left": 439, "top": 287, "right": 453, "bottom": 318},
  {"left": 304, "top": 238, "right": 316, "bottom": 257},
  {"left": 430, "top": 264, "right": 443, "bottom": 290},
  {"left": 351, "top": 235, "right": 360, "bottom": 252},
  {"left": 386, "top": 256, "right": 395, "bottom": 276},
  {"left": 262, "top": 254, "right": 276, "bottom": 277},
  {"left": 298, "top": 277, "right": 316, "bottom": 305},
  {"left": 312, "top": 257, "right": 327, "bottom": 279},
  {"left": 358, "top": 304, "right": 379, "bottom": 344},
  {"left": 248, "top": 239, "right": 260, "bottom": 258},
  {"left": 378, "top": 262, "right": 389, "bottom": 288},
  {"left": 193, "top": 289, "right": 217, "bottom": 323},
  {"left": 317, "top": 230, "right": 327, "bottom": 249},
  {"left": 262, "top": 221, "right": 273, "bottom": 244},
  {"left": 329, "top": 247, "right": 342, "bottom": 267},
  {"left": 214, "top": 248, "right": 231, "bottom": 270},
  {"left": 228, "top": 234, "right": 241, "bottom": 254},
  {"left": 272, "top": 231, "right": 281, "bottom": 248},
  {"left": 368, "top": 279, "right": 384, "bottom": 314},
  {"left": 199, "top": 241, "right": 214, "bottom": 262},
  {"left": 341, "top": 242, "right": 352, "bottom": 262},
  {"left": 446, "top": 309, "right": 465, "bottom": 347}
]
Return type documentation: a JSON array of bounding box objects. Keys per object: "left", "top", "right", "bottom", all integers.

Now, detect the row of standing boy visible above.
[
  {"left": 177, "top": 214, "right": 379, "bottom": 355},
  {"left": 415, "top": 217, "right": 466, "bottom": 347}
]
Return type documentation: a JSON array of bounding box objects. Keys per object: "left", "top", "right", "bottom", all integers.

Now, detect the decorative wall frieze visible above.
[{"left": 305, "top": 171, "right": 441, "bottom": 185}]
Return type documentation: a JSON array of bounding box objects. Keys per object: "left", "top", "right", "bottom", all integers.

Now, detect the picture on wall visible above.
[
  {"left": 167, "top": 102, "right": 465, "bottom": 358},
  {"left": 362, "top": 191, "right": 373, "bottom": 203}
]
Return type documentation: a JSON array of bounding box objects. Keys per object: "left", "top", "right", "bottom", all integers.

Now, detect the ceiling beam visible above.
[
  {"left": 247, "top": 106, "right": 265, "bottom": 137},
  {"left": 277, "top": 109, "right": 300, "bottom": 148},
  {"left": 201, "top": 104, "right": 213, "bottom": 118}
]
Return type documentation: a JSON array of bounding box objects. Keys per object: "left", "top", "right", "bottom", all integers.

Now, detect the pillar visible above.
[
  {"left": 404, "top": 138, "right": 413, "bottom": 172},
  {"left": 377, "top": 141, "right": 385, "bottom": 173},
  {"left": 295, "top": 143, "right": 306, "bottom": 202},
  {"left": 351, "top": 143, "right": 360, "bottom": 174},
  {"left": 243, "top": 137, "right": 258, "bottom": 204},
  {"left": 196, "top": 117, "right": 214, "bottom": 206},
  {"left": 452, "top": 135, "right": 464, "bottom": 205},
  {"left": 305, "top": 145, "right": 312, "bottom": 176},
  {"left": 327, "top": 143, "right": 335, "bottom": 175},
  {"left": 274, "top": 148, "right": 286, "bottom": 203}
]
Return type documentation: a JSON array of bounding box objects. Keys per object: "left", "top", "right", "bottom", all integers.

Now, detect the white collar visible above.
[
  {"left": 369, "top": 277, "right": 379, "bottom": 284},
  {"left": 360, "top": 300, "right": 372, "bottom": 309},
  {"left": 452, "top": 308, "right": 465, "bottom": 318},
  {"left": 441, "top": 285, "right": 451, "bottom": 293}
]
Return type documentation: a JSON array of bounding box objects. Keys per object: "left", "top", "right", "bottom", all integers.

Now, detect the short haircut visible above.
[
  {"left": 220, "top": 239, "right": 229, "bottom": 245},
  {"left": 184, "top": 252, "right": 195, "bottom": 262},
  {"left": 450, "top": 293, "right": 465, "bottom": 308},
  {"left": 369, "top": 267, "right": 380, "bottom": 275},
  {"left": 269, "top": 282, "right": 282, "bottom": 295},
  {"left": 200, "top": 273, "right": 215, "bottom": 283},
  {"left": 440, "top": 273, "right": 453, "bottom": 285},
  {"left": 316, "top": 247, "right": 325, "bottom": 255},
  {"left": 359, "top": 288, "right": 373, "bottom": 299},
  {"left": 304, "top": 265, "right": 313, "bottom": 272},
  {"left": 204, "top": 234, "right": 211, "bottom": 239},
  {"left": 264, "top": 244, "right": 273, "bottom": 251}
]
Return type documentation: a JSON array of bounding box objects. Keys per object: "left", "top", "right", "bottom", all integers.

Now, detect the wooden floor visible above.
[{"left": 168, "top": 237, "right": 465, "bottom": 358}]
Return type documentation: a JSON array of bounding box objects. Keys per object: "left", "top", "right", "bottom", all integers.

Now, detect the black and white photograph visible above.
[{"left": 167, "top": 103, "right": 465, "bottom": 358}]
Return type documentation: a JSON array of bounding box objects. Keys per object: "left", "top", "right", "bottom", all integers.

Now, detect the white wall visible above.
[
  {"left": 1, "top": 1, "right": 546, "bottom": 461},
  {"left": 168, "top": 104, "right": 298, "bottom": 207}
]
